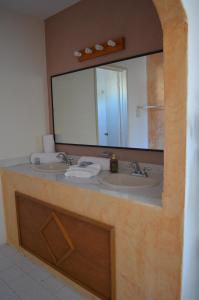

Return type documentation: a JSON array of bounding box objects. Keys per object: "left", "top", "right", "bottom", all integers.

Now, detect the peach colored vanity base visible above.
[{"left": 2, "top": 169, "right": 183, "bottom": 300}]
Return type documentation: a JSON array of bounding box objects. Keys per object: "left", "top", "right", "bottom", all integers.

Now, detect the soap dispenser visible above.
[{"left": 110, "top": 154, "right": 118, "bottom": 173}]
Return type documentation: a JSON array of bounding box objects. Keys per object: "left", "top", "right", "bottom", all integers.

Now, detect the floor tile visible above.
[
  {"left": 0, "top": 245, "right": 28, "bottom": 266},
  {"left": 21, "top": 261, "right": 50, "bottom": 282},
  {"left": 0, "top": 265, "right": 25, "bottom": 283},
  {"left": 56, "top": 285, "right": 87, "bottom": 300},
  {"left": 0, "top": 280, "right": 20, "bottom": 300},
  {"left": 6, "top": 273, "right": 38, "bottom": 292},
  {"left": 15, "top": 285, "right": 59, "bottom": 300},
  {"left": 40, "top": 275, "right": 65, "bottom": 294},
  {"left": 0, "top": 244, "right": 89, "bottom": 300},
  {"left": 0, "top": 244, "right": 18, "bottom": 257},
  {"left": 0, "top": 256, "right": 14, "bottom": 271},
  {"left": 15, "top": 255, "right": 37, "bottom": 271}
]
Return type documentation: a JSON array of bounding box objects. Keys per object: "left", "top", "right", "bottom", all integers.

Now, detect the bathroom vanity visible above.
[
  {"left": 15, "top": 191, "right": 114, "bottom": 300},
  {"left": 0, "top": 159, "right": 164, "bottom": 300}
]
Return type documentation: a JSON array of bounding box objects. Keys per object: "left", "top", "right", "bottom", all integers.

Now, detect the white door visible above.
[{"left": 96, "top": 67, "right": 128, "bottom": 147}]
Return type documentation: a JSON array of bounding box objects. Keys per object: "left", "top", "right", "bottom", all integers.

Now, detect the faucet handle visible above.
[
  {"left": 130, "top": 160, "right": 142, "bottom": 174},
  {"left": 143, "top": 167, "right": 151, "bottom": 172},
  {"left": 131, "top": 160, "right": 138, "bottom": 169},
  {"left": 131, "top": 161, "right": 136, "bottom": 170},
  {"left": 143, "top": 167, "right": 151, "bottom": 177},
  {"left": 67, "top": 157, "right": 73, "bottom": 166}
]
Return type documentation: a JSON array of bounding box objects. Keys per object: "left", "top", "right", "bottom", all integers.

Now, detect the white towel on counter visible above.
[
  {"left": 30, "top": 152, "right": 64, "bottom": 164},
  {"left": 78, "top": 156, "right": 110, "bottom": 171},
  {"left": 65, "top": 163, "right": 101, "bottom": 178}
]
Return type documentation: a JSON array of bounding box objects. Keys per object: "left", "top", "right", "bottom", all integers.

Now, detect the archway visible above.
[{"left": 152, "top": 1, "right": 187, "bottom": 215}]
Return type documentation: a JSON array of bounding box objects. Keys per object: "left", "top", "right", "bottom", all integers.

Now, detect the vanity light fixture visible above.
[
  {"left": 75, "top": 37, "right": 125, "bottom": 62},
  {"left": 73, "top": 51, "right": 82, "bottom": 57},
  {"left": 95, "top": 44, "right": 104, "bottom": 51},
  {"left": 107, "top": 40, "right": 116, "bottom": 47}
]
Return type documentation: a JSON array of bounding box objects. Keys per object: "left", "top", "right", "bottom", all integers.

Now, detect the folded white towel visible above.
[
  {"left": 30, "top": 152, "right": 64, "bottom": 164},
  {"left": 65, "top": 163, "right": 101, "bottom": 178},
  {"left": 78, "top": 156, "right": 110, "bottom": 171}
]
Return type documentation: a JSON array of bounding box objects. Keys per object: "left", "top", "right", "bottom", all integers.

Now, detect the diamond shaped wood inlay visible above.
[{"left": 40, "top": 212, "right": 74, "bottom": 265}]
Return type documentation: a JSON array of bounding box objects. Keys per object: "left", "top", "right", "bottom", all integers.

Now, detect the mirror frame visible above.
[{"left": 51, "top": 49, "right": 163, "bottom": 153}]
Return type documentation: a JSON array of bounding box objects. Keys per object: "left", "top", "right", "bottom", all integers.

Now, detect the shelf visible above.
[{"left": 137, "top": 105, "right": 165, "bottom": 110}]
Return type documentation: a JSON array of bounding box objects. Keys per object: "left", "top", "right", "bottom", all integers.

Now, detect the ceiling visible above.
[{"left": 0, "top": 0, "right": 81, "bottom": 19}]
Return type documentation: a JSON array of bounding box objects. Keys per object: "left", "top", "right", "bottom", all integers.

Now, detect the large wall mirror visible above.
[{"left": 51, "top": 51, "right": 164, "bottom": 150}]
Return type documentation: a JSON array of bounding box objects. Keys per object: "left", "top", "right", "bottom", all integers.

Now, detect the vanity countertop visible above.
[{"left": 2, "top": 160, "right": 163, "bottom": 207}]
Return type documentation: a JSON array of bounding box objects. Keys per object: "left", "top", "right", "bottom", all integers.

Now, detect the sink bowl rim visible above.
[
  {"left": 30, "top": 162, "right": 68, "bottom": 174},
  {"left": 99, "top": 172, "right": 160, "bottom": 190}
]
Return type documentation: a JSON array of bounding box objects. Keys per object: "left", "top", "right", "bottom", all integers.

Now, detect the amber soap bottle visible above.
[{"left": 110, "top": 154, "right": 118, "bottom": 173}]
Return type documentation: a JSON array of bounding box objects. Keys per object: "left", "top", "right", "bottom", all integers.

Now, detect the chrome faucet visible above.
[
  {"left": 56, "top": 153, "right": 73, "bottom": 166},
  {"left": 131, "top": 161, "right": 150, "bottom": 177}
]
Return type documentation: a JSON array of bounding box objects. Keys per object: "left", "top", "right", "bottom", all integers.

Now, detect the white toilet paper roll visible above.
[{"left": 43, "top": 134, "right": 55, "bottom": 153}]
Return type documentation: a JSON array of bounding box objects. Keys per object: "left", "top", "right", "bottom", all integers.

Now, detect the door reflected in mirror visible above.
[
  {"left": 96, "top": 67, "right": 128, "bottom": 147},
  {"left": 52, "top": 52, "right": 164, "bottom": 150}
]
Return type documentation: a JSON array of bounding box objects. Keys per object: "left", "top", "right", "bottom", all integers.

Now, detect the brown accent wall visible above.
[
  {"left": 56, "top": 144, "right": 163, "bottom": 165},
  {"left": 45, "top": 0, "right": 163, "bottom": 164}
]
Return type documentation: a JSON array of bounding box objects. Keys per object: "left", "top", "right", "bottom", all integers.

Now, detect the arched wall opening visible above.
[
  {"left": 152, "top": 0, "right": 187, "bottom": 214},
  {"left": 44, "top": 1, "right": 189, "bottom": 299}
]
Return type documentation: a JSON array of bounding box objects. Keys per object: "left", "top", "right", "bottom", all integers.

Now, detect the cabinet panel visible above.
[{"left": 15, "top": 192, "right": 115, "bottom": 300}]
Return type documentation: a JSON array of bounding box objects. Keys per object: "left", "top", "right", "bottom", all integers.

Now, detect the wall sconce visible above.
[{"left": 74, "top": 37, "right": 125, "bottom": 62}]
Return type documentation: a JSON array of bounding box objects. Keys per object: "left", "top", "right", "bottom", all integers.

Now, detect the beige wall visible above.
[
  {"left": 0, "top": 9, "right": 48, "bottom": 159},
  {"left": 0, "top": 9, "right": 49, "bottom": 243}
]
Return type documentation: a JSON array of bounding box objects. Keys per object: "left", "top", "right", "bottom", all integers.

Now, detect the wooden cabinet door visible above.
[{"left": 16, "top": 192, "right": 115, "bottom": 300}]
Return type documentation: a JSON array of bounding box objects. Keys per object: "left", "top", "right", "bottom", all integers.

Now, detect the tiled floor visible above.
[{"left": 0, "top": 244, "right": 88, "bottom": 300}]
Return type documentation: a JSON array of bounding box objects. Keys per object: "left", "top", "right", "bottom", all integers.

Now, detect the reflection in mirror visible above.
[
  {"left": 96, "top": 66, "right": 128, "bottom": 147},
  {"left": 52, "top": 52, "right": 164, "bottom": 150}
]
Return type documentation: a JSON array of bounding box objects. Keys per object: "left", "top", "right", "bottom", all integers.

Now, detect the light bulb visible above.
[
  {"left": 85, "top": 48, "right": 92, "bottom": 54},
  {"left": 107, "top": 40, "right": 116, "bottom": 47},
  {"left": 73, "top": 51, "right": 82, "bottom": 57},
  {"left": 95, "top": 44, "right": 104, "bottom": 51}
]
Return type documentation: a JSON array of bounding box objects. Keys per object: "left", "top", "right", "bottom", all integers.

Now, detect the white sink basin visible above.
[
  {"left": 31, "top": 162, "right": 67, "bottom": 174},
  {"left": 100, "top": 173, "right": 159, "bottom": 190}
]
